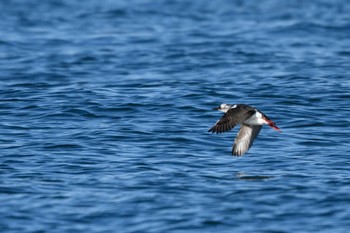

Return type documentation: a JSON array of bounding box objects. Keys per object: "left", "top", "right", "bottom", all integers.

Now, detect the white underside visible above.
[{"left": 243, "top": 111, "right": 267, "bottom": 125}]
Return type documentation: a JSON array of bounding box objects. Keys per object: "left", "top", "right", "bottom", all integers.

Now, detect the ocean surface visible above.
[{"left": 1, "top": 0, "right": 350, "bottom": 232}]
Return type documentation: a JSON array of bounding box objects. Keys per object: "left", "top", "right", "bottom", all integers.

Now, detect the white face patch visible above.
[{"left": 219, "top": 104, "right": 230, "bottom": 113}]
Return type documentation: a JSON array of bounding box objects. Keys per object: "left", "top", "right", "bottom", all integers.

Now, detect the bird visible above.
[{"left": 208, "top": 104, "right": 281, "bottom": 156}]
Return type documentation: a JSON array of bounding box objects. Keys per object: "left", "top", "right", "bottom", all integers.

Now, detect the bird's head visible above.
[{"left": 212, "top": 103, "right": 232, "bottom": 113}]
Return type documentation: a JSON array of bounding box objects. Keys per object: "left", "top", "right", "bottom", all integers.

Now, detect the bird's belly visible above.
[{"left": 243, "top": 112, "right": 266, "bottom": 125}]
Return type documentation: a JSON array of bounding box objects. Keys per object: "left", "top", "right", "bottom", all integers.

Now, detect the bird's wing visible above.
[
  {"left": 208, "top": 107, "right": 255, "bottom": 134},
  {"left": 232, "top": 125, "right": 262, "bottom": 156}
]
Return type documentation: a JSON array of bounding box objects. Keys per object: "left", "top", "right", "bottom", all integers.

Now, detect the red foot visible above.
[{"left": 264, "top": 118, "right": 281, "bottom": 132}]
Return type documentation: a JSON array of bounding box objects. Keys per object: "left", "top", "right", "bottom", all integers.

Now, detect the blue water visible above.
[{"left": 1, "top": 0, "right": 350, "bottom": 232}]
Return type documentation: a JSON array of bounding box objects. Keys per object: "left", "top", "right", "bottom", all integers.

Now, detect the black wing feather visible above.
[{"left": 208, "top": 105, "right": 255, "bottom": 134}]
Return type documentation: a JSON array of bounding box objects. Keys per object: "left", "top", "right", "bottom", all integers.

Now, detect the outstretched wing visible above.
[
  {"left": 208, "top": 107, "right": 255, "bottom": 134},
  {"left": 232, "top": 125, "right": 262, "bottom": 156}
]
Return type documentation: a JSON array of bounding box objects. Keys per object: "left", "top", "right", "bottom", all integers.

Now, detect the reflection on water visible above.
[{"left": 236, "top": 172, "right": 273, "bottom": 181}]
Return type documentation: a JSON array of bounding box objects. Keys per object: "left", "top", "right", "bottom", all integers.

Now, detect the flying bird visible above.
[{"left": 208, "top": 104, "right": 281, "bottom": 156}]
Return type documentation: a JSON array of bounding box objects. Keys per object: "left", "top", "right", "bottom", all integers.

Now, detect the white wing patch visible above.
[
  {"left": 232, "top": 125, "right": 262, "bottom": 156},
  {"left": 234, "top": 128, "right": 252, "bottom": 155}
]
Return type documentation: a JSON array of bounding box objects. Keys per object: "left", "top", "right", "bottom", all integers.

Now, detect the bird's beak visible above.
[{"left": 212, "top": 107, "right": 220, "bottom": 110}]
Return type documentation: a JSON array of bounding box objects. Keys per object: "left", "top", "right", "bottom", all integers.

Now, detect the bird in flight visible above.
[{"left": 208, "top": 104, "right": 281, "bottom": 156}]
